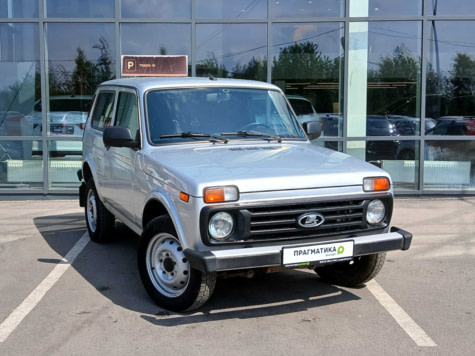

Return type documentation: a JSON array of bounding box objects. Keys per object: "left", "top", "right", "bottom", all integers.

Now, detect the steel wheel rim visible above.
[
  {"left": 86, "top": 189, "right": 97, "bottom": 233},
  {"left": 146, "top": 234, "right": 190, "bottom": 297}
]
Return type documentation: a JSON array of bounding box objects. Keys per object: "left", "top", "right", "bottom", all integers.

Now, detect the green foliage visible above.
[
  {"left": 48, "top": 37, "right": 115, "bottom": 97},
  {"left": 196, "top": 52, "right": 229, "bottom": 78},
  {"left": 368, "top": 45, "right": 421, "bottom": 116}
]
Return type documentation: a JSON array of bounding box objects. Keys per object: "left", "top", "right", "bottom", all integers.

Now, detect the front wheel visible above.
[
  {"left": 314, "top": 252, "right": 386, "bottom": 287},
  {"left": 137, "top": 216, "right": 216, "bottom": 312}
]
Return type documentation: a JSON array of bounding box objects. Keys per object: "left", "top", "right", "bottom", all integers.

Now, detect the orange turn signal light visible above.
[
  {"left": 203, "top": 186, "right": 239, "bottom": 203},
  {"left": 180, "top": 191, "right": 190, "bottom": 203},
  {"left": 363, "top": 177, "right": 390, "bottom": 192},
  {"left": 204, "top": 188, "right": 225, "bottom": 203}
]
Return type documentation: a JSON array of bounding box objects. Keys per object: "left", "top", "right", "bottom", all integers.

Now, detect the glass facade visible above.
[{"left": 1, "top": 0, "right": 475, "bottom": 195}]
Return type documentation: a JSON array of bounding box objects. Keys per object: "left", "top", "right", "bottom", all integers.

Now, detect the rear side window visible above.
[{"left": 91, "top": 92, "right": 115, "bottom": 130}]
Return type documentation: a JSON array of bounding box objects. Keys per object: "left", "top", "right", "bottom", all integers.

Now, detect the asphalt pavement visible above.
[{"left": 0, "top": 196, "right": 474, "bottom": 355}]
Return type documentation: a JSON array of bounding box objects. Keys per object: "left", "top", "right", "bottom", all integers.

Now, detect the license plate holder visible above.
[{"left": 282, "top": 240, "right": 354, "bottom": 267}]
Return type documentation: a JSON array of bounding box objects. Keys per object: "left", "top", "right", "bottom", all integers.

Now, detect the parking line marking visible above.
[
  {"left": 0, "top": 233, "right": 89, "bottom": 343},
  {"left": 367, "top": 279, "right": 436, "bottom": 347}
]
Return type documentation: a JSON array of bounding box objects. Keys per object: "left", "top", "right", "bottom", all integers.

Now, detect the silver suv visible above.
[{"left": 78, "top": 77, "right": 412, "bottom": 312}]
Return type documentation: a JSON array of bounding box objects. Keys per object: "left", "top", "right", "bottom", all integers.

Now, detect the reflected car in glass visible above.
[
  {"left": 287, "top": 95, "right": 321, "bottom": 125},
  {"left": 366, "top": 115, "right": 400, "bottom": 161},
  {"left": 426, "top": 116, "right": 475, "bottom": 165},
  {"left": 385, "top": 116, "right": 437, "bottom": 160},
  {"left": 30, "top": 95, "right": 92, "bottom": 156},
  {"left": 389, "top": 116, "right": 437, "bottom": 136}
]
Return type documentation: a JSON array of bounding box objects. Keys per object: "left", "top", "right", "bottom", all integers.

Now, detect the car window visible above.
[
  {"left": 446, "top": 125, "right": 466, "bottom": 135},
  {"left": 289, "top": 99, "right": 314, "bottom": 115},
  {"left": 115, "top": 91, "right": 140, "bottom": 141},
  {"left": 91, "top": 91, "right": 115, "bottom": 130},
  {"left": 146, "top": 88, "right": 305, "bottom": 144}
]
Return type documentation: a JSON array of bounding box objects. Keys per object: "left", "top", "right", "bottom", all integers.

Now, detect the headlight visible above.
[
  {"left": 209, "top": 212, "right": 234, "bottom": 240},
  {"left": 366, "top": 199, "right": 386, "bottom": 225}
]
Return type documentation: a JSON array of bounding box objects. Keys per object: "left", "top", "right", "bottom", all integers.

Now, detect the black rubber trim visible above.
[
  {"left": 185, "top": 227, "right": 413, "bottom": 273},
  {"left": 391, "top": 226, "right": 413, "bottom": 250}
]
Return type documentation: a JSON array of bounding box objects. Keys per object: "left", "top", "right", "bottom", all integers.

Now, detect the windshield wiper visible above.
[
  {"left": 221, "top": 130, "right": 282, "bottom": 143},
  {"left": 160, "top": 131, "right": 228, "bottom": 143}
]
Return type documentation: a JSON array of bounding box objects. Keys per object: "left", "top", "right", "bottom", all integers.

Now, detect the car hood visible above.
[{"left": 142, "top": 141, "right": 388, "bottom": 196}]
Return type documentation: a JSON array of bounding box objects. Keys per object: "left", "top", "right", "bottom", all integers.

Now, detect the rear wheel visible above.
[
  {"left": 314, "top": 252, "right": 386, "bottom": 287},
  {"left": 84, "top": 179, "right": 115, "bottom": 242},
  {"left": 137, "top": 216, "right": 216, "bottom": 312}
]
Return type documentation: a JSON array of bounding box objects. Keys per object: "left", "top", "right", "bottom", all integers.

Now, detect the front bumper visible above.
[{"left": 185, "top": 226, "right": 412, "bottom": 273}]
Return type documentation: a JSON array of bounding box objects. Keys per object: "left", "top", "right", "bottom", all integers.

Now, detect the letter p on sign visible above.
[{"left": 127, "top": 59, "right": 136, "bottom": 70}]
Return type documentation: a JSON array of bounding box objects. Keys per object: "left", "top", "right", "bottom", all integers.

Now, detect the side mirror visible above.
[
  {"left": 304, "top": 121, "right": 322, "bottom": 140},
  {"left": 103, "top": 126, "right": 139, "bottom": 149}
]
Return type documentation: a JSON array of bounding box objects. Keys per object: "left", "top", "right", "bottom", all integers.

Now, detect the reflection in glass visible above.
[
  {"left": 0, "top": 140, "right": 43, "bottom": 189},
  {"left": 46, "top": 0, "right": 114, "bottom": 18},
  {"left": 380, "top": 140, "right": 421, "bottom": 191},
  {"left": 427, "top": 21, "right": 475, "bottom": 122},
  {"left": 311, "top": 139, "right": 343, "bottom": 153},
  {"left": 196, "top": 24, "right": 267, "bottom": 80},
  {"left": 320, "top": 113, "right": 342, "bottom": 139},
  {"left": 121, "top": 0, "right": 190, "bottom": 19},
  {"left": 0, "top": 0, "right": 38, "bottom": 18},
  {"left": 46, "top": 23, "right": 115, "bottom": 139},
  {"left": 196, "top": 0, "right": 267, "bottom": 19},
  {"left": 146, "top": 88, "right": 306, "bottom": 142},
  {"left": 0, "top": 111, "right": 37, "bottom": 138},
  {"left": 366, "top": 117, "right": 400, "bottom": 160},
  {"left": 0, "top": 23, "right": 40, "bottom": 137},
  {"left": 426, "top": 20, "right": 475, "bottom": 191},
  {"left": 424, "top": 140, "right": 475, "bottom": 190},
  {"left": 368, "top": 0, "right": 422, "bottom": 17},
  {"left": 0, "top": 138, "right": 33, "bottom": 160},
  {"left": 48, "top": 144, "right": 82, "bottom": 189},
  {"left": 121, "top": 23, "right": 191, "bottom": 62},
  {"left": 366, "top": 21, "right": 422, "bottom": 123},
  {"left": 272, "top": 22, "right": 344, "bottom": 136},
  {"left": 426, "top": 0, "right": 475, "bottom": 16},
  {"left": 272, "top": 0, "right": 344, "bottom": 18}
]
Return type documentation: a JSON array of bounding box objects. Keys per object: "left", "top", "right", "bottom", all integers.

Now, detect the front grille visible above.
[
  {"left": 245, "top": 200, "right": 367, "bottom": 241},
  {"left": 201, "top": 198, "right": 391, "bottom": 245}
]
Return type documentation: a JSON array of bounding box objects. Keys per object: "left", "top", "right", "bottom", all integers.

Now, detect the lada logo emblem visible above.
[{"left": 297, "top": 213, "right": 325, "bottom": 228}]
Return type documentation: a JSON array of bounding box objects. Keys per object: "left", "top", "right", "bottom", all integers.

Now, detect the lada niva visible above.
[{"left": 78, "top": 77, "right": 412, "bottom": 311}]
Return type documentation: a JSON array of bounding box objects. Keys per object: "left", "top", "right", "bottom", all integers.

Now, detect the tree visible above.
[
  {"left": 196, "top": 51, "right": 228, "bottom": 77},
  {"left": 445, "top": 52, "right": 475, "bottom": 115},
  {"left": 368, "top": 44, "right": 421, "bottom": 116},
  {"left": 272, "top": 41, "right": 326, "bottom": 80},
  {"left": 272, "top": 41, "right": 342, "bottom": 113},
  {"left": 93, "top": 36, "right": 114, "bottom": 85},
  {"left": 71, "top": 47, "right": 96, "bottom": 95},
  {"left": 232, "top": 57, "right": 267, "bottom": 81}
]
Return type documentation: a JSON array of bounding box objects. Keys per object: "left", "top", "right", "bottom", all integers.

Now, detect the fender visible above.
[{"left": 140, "top": 186, "right": 193, "bottom": 249}]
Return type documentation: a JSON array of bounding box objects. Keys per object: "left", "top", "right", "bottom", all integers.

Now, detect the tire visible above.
[
  {"left": 314, "top": 252, "right": 386, "bottom": 287},
  {"left": 137, "top": 216, "right": 217, "bottom": 312},
  {"left": 84, "top": 179, "right": 115, "bottom": 243}
]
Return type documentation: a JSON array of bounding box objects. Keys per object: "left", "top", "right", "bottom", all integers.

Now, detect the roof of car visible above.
[
  {"left": 286, "top": 95, "right": 311, "bottom": 101},
  {"left": 99, "top": 76, "right": 280, "bottom": 92}
]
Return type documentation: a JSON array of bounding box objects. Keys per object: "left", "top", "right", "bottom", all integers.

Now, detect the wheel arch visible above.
[
  {"left": 141, "top": 192, "right": 192, "bottom": 249},
  {"left": 142, "top": 198, "right": 171, "bottom": 230}
]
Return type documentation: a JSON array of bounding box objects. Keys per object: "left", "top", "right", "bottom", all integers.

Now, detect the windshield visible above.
[{"left": 146, "top": 87, "right": 306, "bottom": 144}]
